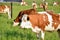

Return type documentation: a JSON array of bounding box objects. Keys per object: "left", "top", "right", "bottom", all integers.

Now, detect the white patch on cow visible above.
[
  {"left": 43, "top": 15, "right": 46, "bottom": 21},
  {"left": 4, "top": 5, "right": 11, "bottom": 19},
  {"left": 38, "top": 12, "right": 47, "bottom": 14},
  {"left": 38, "top": 11, "right": 54, "bottom": 31},
  {"left": 31, "top": 26, "right": 41, "bottom": 33},
  {"left": 22, "top": 14, "right": 28, "bottom": 21},
  {"left": 13, "top": 22, "right": 19, "bottom": 26},
  {"left": 41, "top": 30, "right": 45, "bottom": 40},
  {"left": 20, "top": 14, "right": 41, "bottom": 32},
  {"left": 20, "top": 2, "right": 27, "bottom": 6},
  {"left": 53, "top": 2, "right": 57, "bottom": 6},
  {"left": 20, "top": 21, "right": 32, "bottom": 28},
  {"left": 44, "top": 12, "right": 54, "bottom": 31},
  {"left": 32, "top": 2, "right": 37, "bottom": 8},
  {"left": 20, "top": 14, "right": 32, "bottom": 28},
  {"left": 56, "top": 24, "right": 60, "bottom": 30},
  {"left": 4, "top": 5, "right": 9, "bottom": 13},
  {"left": 45, "top": 26, "right": 54, "bottom": 31}
]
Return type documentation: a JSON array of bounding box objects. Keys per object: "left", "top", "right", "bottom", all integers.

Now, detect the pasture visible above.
[{"left": 0, "top": 0, "right": 60, "bottom": 40}]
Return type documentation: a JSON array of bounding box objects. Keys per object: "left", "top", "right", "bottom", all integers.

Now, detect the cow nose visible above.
[{"left": 20, "top": 26, "right": 25, "bottom": 29}]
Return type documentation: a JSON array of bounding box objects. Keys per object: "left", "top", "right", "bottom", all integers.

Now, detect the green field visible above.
[{"left": 0, "top": 0, "right": 60, "bottom": 40}]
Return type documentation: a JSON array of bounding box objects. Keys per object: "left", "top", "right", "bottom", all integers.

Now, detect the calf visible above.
[
  {"left": 0, "top": 5, "right": 11, "bottom": 19},
  {"left": 20, "top": 11, "right": 60, "bottom": 40}
]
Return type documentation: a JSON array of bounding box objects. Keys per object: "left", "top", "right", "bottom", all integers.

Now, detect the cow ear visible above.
[
  {"left": 27, "top": 16, "right": 29, "bottom": 20},
  {"left": 21, "top": 11, "right": 24, "bottom": 15}
]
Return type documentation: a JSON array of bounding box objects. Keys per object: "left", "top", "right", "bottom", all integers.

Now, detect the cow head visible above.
[
  {"left": 13, "top": 11, "right": 23, "bottom": 26},
  {"left": 13, "top": 9, "right": 36, "bottom": 26}
]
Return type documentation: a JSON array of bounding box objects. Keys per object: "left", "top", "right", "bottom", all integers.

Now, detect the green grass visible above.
[{"left": 0, "top": 0, "right": 60, "bottom": 40}]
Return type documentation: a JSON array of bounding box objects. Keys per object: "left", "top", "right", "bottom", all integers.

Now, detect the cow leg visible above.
[
  {"left": 36, "top": 32, "right": 41, "bottom": 39},
  {"left": 41, "top": 30, "right": 45, "bottom": 40},
  {"left": 8, "top": 11, "right": 11, "bottom": 19},
  {"left": 57, "top": 29, "right": 60, "bottom": 38},
  {"left": 31, "top": 26, "right": 41, "bottom": 39},
  {"left": 4, "top": 7, "right": 11, "bottom": 19}
]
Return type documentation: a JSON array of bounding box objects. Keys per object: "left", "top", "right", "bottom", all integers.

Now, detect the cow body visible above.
[
  {"left": 20, "top": 11, "right": 60, "bottom": 40},
  {"left": 0, "top": 5, "right": 11, "bottom": 19}
]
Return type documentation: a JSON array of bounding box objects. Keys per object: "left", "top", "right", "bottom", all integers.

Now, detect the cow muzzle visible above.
[{"left": 13, "top": 22, "right": 19, "bottom": 26}]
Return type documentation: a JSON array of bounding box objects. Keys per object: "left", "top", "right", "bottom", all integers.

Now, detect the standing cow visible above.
[{"left": 20, "top": 11, "right": 60, "bottom": 40}]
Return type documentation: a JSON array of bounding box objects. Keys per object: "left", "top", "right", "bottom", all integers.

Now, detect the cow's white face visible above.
[
  {"left": 20, "top": 14, "right": 32, "bottom": 28},
  {"left": 13, "top": 22, "right": 19, "bottom": 26}
]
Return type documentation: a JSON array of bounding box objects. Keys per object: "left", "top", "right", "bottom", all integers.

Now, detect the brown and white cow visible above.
[
  {"left": 20, "top": 1, "right": 28, "bottom": 6},
  {"left": 32, "top": 1, "right": 37, "bottom": 9},
  {"left": 53, "top": 1, "right": 59, "bottom": 6},
  {"left": 0, "top": 5, "right": 11, "bottom": 19},
  {"left": 20, "top": 11, "right": 60, "bottom": 40},
  {"left": 13, "top": 9, "right": 37, "bottom": 26},
  {"left": 40, "top": 2, "right": 48, "bottom": 11}
]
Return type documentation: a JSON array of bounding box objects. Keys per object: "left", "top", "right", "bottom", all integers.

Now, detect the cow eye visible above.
[
  {"left": 14, "top": 20, "right": 15, "bottom": 21},
  {"left": 19, "top": 19, "right": 22, "bottom": 22},
  {"left": 27, "top": 17, "right": 29, "bottom": 20}
]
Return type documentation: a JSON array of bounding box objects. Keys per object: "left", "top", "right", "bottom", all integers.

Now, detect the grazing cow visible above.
[
  {"left": 53, "top": 1, "right": 59, "bottom": 6},
  {"left": 20, "top": 11, "right": 60, "bottom": 40},
  {"left": 13, "top": 9, "right": 37, "bottom": 26},
  {"left": 0, "top": 5, "right": 11, "bottom": 19},
  {"left": 32, "top": 1, "right": 37, "bottom": 9},
  {"left": 20, "top": 1, "right": 28, "bottom": 6},
  {"left": 40, "top": 2, "right": 48, "bottom": 11}
]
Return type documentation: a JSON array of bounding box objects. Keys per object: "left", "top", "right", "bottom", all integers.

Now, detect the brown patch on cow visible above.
[
  {"left": 28, "top": 13, "right": 49, "bottom": 31},
  {"left": 0, "top": 5, "right": 11, "bottom": 13},
  {"left": 52, "top": 22, "right": 59, "bottom": 29},
  {"left": 0, "top": 5, "right": 6, "bottom": 12},
  {"left": 59, "top": 15, "right": 60, "bottom": 23},
  {"left": 46, "top": 10, "right": 60, "bottom": 29},
  {"left": 38, "top": 14, "right": 49, "bottom": 31}
]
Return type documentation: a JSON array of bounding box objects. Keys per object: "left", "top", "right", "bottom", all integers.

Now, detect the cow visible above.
[
  {"left": 32, "top": 1, "right": 37, "bottom": 9},
  {"left": 0, "top": 5, "right": 11, "bottom": 19},
  {"left": 40, "top": 2, "right": 48, "bottom": 11},
  {"left": 20, "top": 10, "right": 60, "bottom": 40},
  {"left": 13, "top": 9, "right": 37, "bottom": 26},
  {"left": 53, "top": 1, "right": 59, "bottom": 6},
  {"left": 20, "top": 1, "right": 28, "bottom": 6}
]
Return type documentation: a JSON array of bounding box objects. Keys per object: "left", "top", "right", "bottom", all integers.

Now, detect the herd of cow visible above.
[
  {"left": 13, "top": 8, "right": 60, "bottom": 40},
  {"left": 0, "top": 5, "right": 60, "bottom": 40}
]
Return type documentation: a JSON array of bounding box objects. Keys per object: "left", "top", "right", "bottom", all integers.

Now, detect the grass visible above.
[{"left": 0, "top": 0, "right": 60, "bottom": 40}]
